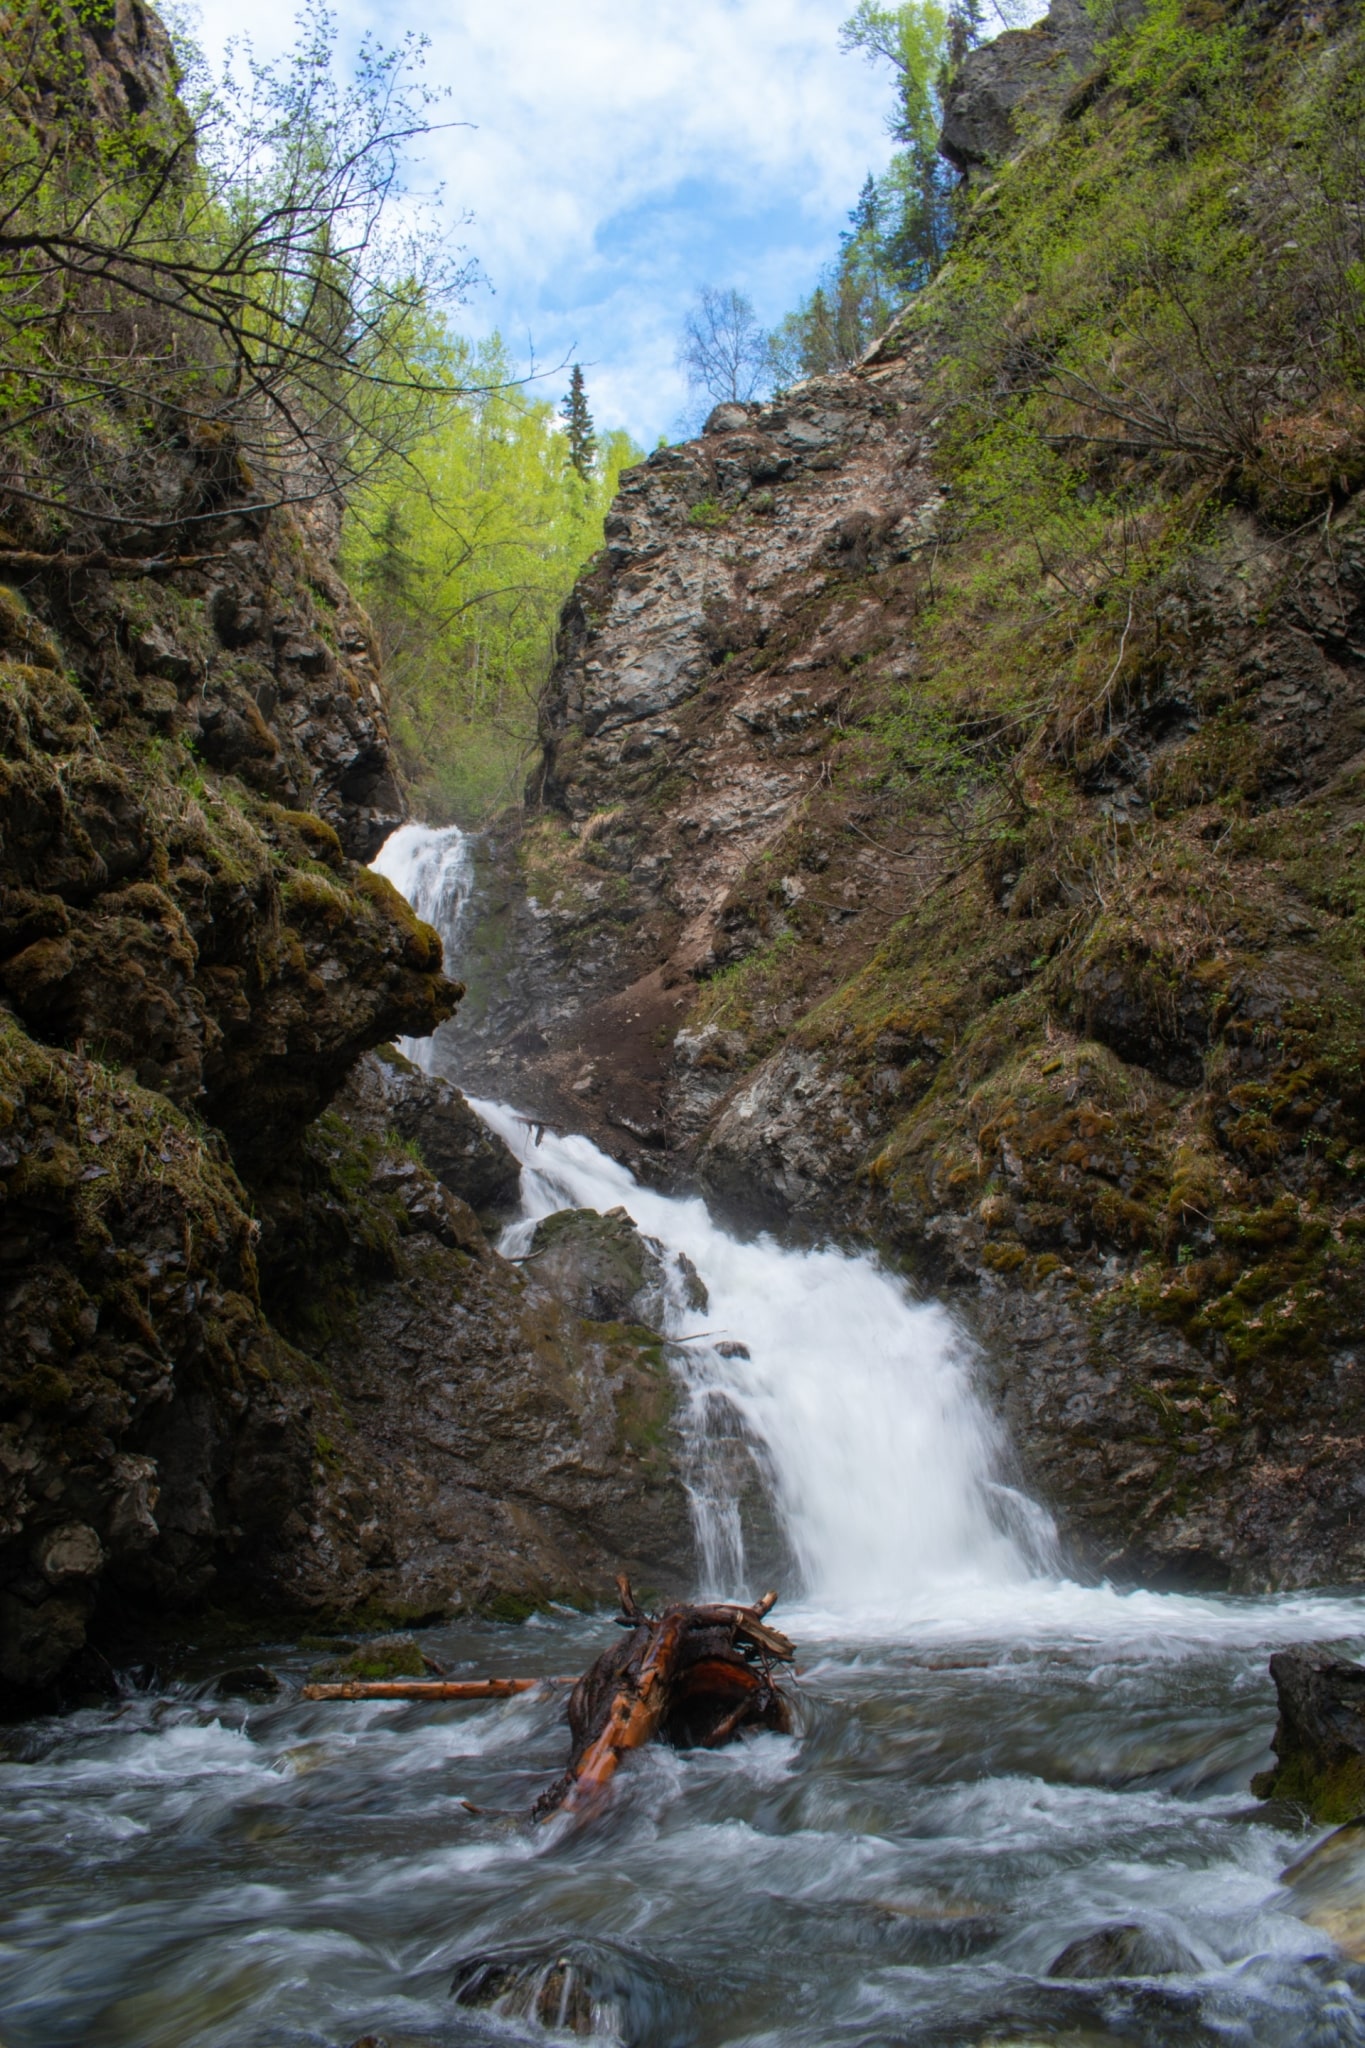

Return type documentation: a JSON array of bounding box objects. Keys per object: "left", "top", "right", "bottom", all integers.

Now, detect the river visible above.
[{"left": 3, "top": 822, "right": 1365, "bottom": 2048}]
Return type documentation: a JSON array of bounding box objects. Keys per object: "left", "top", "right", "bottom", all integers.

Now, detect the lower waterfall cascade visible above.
[
  {"left": 377, "top": 820, "right": 1044, "bottom": 1618},
  {"left": 8, "top": 820, "right": 1365, "bottom": 2048}
]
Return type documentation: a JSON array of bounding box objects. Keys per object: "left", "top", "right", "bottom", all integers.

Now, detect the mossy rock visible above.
[
  {"left": 1254, "top": 1649, "right": 1365, "bottom": 1823},
  {"left": 312, "top": 1633, "right": 429, "bottom": 1682},
  {"left": 528, "top": 1205, "right": 668, "bottom": 1327}
]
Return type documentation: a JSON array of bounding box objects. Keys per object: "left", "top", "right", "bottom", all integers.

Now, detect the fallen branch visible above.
[{"left": 300, "top": 1677, "right": 553, "bottom": 1702}]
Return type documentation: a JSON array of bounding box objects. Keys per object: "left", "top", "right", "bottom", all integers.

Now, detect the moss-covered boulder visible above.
[
  {"left": 1253, "top": 1648, "right": 1365, "bottom": 1822},
  {"left": 527, "top": 1206, "right": 670, "bottom": 1328}
]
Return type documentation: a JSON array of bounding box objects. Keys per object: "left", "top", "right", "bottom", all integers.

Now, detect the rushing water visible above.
[{"left": 7, "top": 823, "right": 1365, "bottom": 2048}]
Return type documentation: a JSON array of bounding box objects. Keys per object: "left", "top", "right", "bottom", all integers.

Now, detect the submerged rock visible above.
[
  {"left": 1047, "top": 1922, "right": 1203, "bottom": 1979},
  {"left": 214, "top": 1664, "right": 281, "bottom": 1699},
  {"left": 1252, "top": 1647, "right": 1365, "bottom": 1821},
  {"left": 1281, "top": 1818, "right": 1365, "bottom": 1959},
  {"left": 311, "top": 1634, "right": 429, "bottom": 1682},
  {"left": 451, "top": 1936, "right": 693, "bottom": 2046}
]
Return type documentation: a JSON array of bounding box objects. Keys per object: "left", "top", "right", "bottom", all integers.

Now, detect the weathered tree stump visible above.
[{"left": 533, "top": 1576, "right": 794, "bottom": 1820}]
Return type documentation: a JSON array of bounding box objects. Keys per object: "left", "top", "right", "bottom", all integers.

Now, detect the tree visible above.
[
  {"left": 838, "top": 1, "right": 959, "bottom": 297},
  {"left": 346, "top": 330, "right": 642, "bottom": 823},
  {"left": 0, "top": 0, "right": 481, "bottom": 561},
  {"left": 677, "top": 286, "right": 771, "bottom": 415},
  {"left": 560, "top": 365, "right": 597, "bottom": 479}
]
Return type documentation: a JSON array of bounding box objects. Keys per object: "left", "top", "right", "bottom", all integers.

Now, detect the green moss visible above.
[
  {"left": 309, "top": 1633, "right": 429, "bottom": 1679},
  {"left": 1254, "top": 1754, "right": 1365, "bottom": 1825},
  {"left": 687, "top": 498, "right": 731, "bottom": 529},
  {"left": 477, "top": 1590, "right": 538, "bottom": 1624}
]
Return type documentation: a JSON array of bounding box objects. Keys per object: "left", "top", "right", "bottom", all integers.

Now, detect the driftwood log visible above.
[
  {"left": 300, "top": 1677, "right": 548, "bottom": 1702},
  {"left": 533, "top": 1576, "right": 794, "bottom": 1821},
  {"left": 294, "top": 1575, "right": 796, "bottom": 1824}
]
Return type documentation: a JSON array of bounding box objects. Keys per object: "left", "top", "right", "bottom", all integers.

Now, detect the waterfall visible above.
[
  {"left": 370, "top": 821, "right": 473, "bottom": 1069},
  {"left": 372, "top": 822, "right": 1051, "bottom": 1611}
]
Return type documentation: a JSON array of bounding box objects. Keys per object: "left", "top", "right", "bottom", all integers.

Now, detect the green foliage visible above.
[
  {"left": 345, "top": 331, "right": 642, "bottom": 825},
  {"left": 687, "top": 498, "right": 731, "bottom": 529},
  {"left": 769, "top": 229, "right": 902, "bottom": 382},
  {"left": 933, "top": 0, "right": 1365, "bottom": 525},
  {"left": 0, "top": 1, "right": 477, "bottom": 554},
  {"left": 773, "top": 0, "right": 971, "bottom": 380}
]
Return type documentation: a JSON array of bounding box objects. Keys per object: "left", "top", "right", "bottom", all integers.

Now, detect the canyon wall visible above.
[
  {"left": 447, "top": 0, "right": 1365, "bottom": 1591},
  {"left": 0, "top": 1, "right": 690, "bottom": 1712}
]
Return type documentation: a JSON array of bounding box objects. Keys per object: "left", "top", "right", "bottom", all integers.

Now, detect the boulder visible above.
[
  {"left": 341, "top": 1047, "right": 521, "bottom": 1217},
  {"left": 527, "top": 1206, "right": 669, "bottom": 1327},
  {"left": 451, "top": 1936, "right": 689, "bottom": 2045},
  {"left": 1047, "top": 1922, "right": 1203, "bottom": 1979},
  {"left": 1281, "top": 1818, "right": 1365, "bottom": 1960},
  {"left": 1252, "top": 1647, "right": 1365, "bottom": 1821}
]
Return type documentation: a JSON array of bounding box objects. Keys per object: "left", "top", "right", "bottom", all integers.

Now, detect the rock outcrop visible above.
[
  {"left": 0, "top": 0, "right": 693, "bottom": 1711},
  {"left": 446, "top": 0, "right": 1365, "bottom": 1590},
  {"left": 939, "top": 0, "right": 1111, "bottom": 179},
  {"left": 251, "top": 1060, "right": 693, "bottom": 1628},
  {"left": 343, "top": 1046, "right": 521, "bottom": 1218}
]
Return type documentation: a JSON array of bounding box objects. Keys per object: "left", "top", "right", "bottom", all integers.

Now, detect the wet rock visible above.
[
  {"left": 451, "top": 1936, "right": 693, "bottom": 2046},
  {"left": 527, "top": 1206, "right": 669, "bottom": 1328},
  {"left": 676, "top": 1253, "right": 708, "bottom": 1313},
  {"left": 697, "top": 1045, "right": 870, "bottom": 1225},
  {"left": 1047, "top": 1922, "right": 1203, "bottom": 1979},
  {"left": 313, "top": 1634, "right": 429, "bottom": 1682},
  {"left": 252, "top": 1102, "right": 694, "bottom": 1626},
  {"left": 1281, "top": 1817, "right": 1365, "bottom": 1959},
  {"left": 1252, "top": 1647, "right": 1365, "bottom": 1821},
  {"left": 215, "top": 1664, "right": 281, "bottom": 1699},
  {"left": 345, "top": 1047, "right": 521, "bottom": 1217},
  {"left": 36, "top": 1524, "right": 103, "bottom": 1585},
  {"left": 0, "top": 1014, "right": 313, "bottom": 1710}
]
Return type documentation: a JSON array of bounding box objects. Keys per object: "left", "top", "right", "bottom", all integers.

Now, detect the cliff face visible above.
[
  {"left": 449, "top": 0, "right": 1365, "bottom": 1591},
  {"left": 0, "top": 2, "right": 692, "bottom": 1711}
]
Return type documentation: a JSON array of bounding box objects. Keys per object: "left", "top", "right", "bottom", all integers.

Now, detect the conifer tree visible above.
[{"left": 560, "top": 365, "right": 598, "bottom": 479}]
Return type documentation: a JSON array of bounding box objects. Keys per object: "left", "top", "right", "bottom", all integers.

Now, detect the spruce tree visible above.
[{"left": 560, "top": 365, "right": 597, "bottom": 479}]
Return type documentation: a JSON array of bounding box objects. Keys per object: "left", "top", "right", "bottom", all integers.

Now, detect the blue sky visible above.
[{"left": 180, "top": 0, "right": 911, "bottom": 446}]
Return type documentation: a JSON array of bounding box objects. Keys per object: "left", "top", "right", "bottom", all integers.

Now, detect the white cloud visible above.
[{"left": 179, "top": 0, "right": 915, "bottom": 441}]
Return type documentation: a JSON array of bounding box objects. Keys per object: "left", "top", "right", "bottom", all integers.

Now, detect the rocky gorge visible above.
[
  {"left": 3, "top": 0, "right": 1365, "bottom": 1724},
  {"left": 0, "top": 1, "right": 697, "bottom": 1715},
  {"left": 441, "top": 0, "right": 1365, "bottom": 1594}
]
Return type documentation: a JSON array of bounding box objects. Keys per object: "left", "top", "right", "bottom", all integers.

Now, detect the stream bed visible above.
[
  {"left": 5, "top": 1599, "right": 1365, "bottom": 2046},
  {"left": 6, "top": 821, "right": 1365, "bottom": 2045}
]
